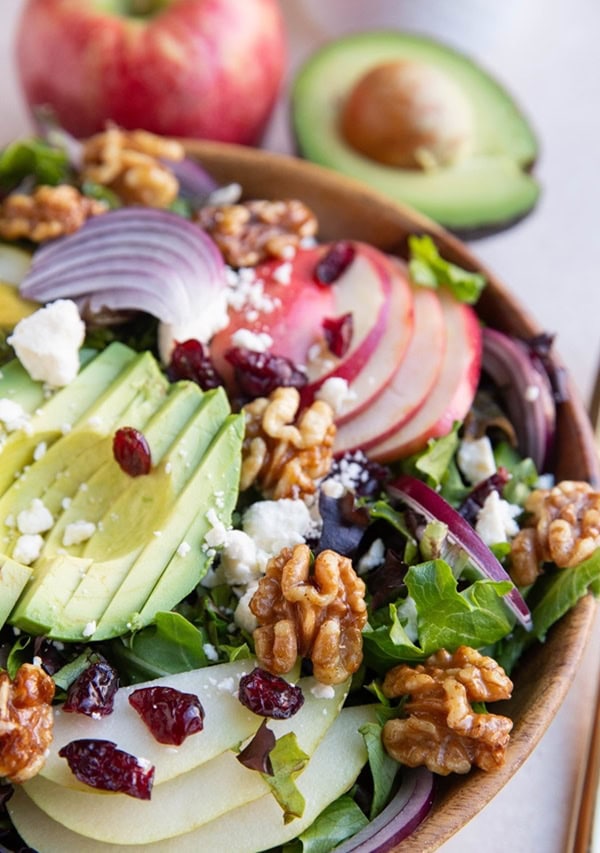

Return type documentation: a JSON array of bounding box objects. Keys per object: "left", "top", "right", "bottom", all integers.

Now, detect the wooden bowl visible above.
[{"left": 187, "top": 140, "right": 600, "bottom": 851}]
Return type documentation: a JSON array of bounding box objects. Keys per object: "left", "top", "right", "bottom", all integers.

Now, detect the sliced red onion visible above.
[
  {"left": 162, "top": 155, "right": 219, "bottom": 203},
  {"left": 387, "top": 474, "right": 532, "bottom": 630},
  {"left": 335, "top": 767, "right": 434, "bottom": 853},
  {"left": 482, "top": 327, "right": 556, "bottom": 471},
  {"left": 19, "top": 208, "right": 227, "bottom": 325}
]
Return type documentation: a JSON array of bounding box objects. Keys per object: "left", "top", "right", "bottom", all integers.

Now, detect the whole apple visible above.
[{"left": 15, "top": 0, "right": 287, "bottom": 144}]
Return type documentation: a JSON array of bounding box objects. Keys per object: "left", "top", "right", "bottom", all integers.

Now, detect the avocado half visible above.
[{"left": 291, "top": 31, "right": 540, "bottom": 233}]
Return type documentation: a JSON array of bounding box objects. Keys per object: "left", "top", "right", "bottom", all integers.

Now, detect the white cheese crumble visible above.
[
  {"left": 220, "top": 529, "right": 261, "bottom": 587},
  {"left": 8, "top": 299, "right": 85, "bottom": 387},
  {"left": 320, "top": 478, "right": 345, "bottom": 499},
  {"left": 204, "top": 507, "right": 229, "bottom": 549},
  {"left": 242, "top": 499, "right": 313, "bottom": 563},
  {"left": 230, "top": 328, "right": 273, "bottom": 353},
  {"left": 33, "top": 441, "right": 47, "bottom": 461},
  {"left": 233, "top": 584, "right": 259, "bottom": 633},
  {"left": 82, "top": 620, "right": 97, "bottom": 638},
  {"left": 13, "top": 533, "right": 44, "bottom": 565},
  {"left": 203, "top": 643, "right": 219, "bottom": 662},
  {"left": 475, "top": 490, "right": 521, "bottom": 546},
  {"left": 17, "top": 499, "right": 54, "bottom": 535},
  {"left": 310, "top": 682, "right": 336, "bottom": 700},
  {"left": 62, "top": 520, "right": 97, "bottom": 547},
  {"left": 157, "top": 289, "right": 230, "bottom": 365},
  {"left": 315, "top": 377, "right": 357, "bottom": 415},
  {"left": 457, "top": 436, "right": 497, "bottom": 486},
  {"left": 177, "top": 541, "right": 191, "bottom": 558},
  {"left": 357, "top": 538, "right": 386, "bottom": 575},
  {"left": 272, "top": 261, "right": 293, "bottom": 285},
  {"left": 0, "top": 398, "right": 30, "bottom": 433}
]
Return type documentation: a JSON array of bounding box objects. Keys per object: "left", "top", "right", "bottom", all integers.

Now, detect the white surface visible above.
[{"left": 1, "top": 2, "right": 600, "bottom": 851}]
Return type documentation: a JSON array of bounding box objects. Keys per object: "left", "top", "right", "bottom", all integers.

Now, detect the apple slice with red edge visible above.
[
  {"left": 209, "top": 246, "right": 336, "bottom": 390},
  {"left": 334, "top": 280, "right": 446, "bottom": 454},
  {"left": 302, "top": 244, "right": 414, "bottom": 422},
  {"left": 367, "top": 288, "right": 482, "bottom": 462}
]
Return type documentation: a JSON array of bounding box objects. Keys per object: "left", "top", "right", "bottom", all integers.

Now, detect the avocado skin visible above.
[
  {"left": 7, "top": 345, "right": 244, "bottom": 642},
  {"left": 291, "top": 31, "right": 540, "bottom": 233}
]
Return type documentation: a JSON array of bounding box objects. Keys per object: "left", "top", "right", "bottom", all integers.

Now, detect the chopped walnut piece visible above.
[
  {"left": 250, "top": 543, "right": 367, "bottom": 684},
  {"left": 382, "top": 646, "right": 513, "bottom": 775},
  {"left": 196, "top": 198, "right": 318, "bottom": 267},
  {"left": 0, "top": 184, "right": 107, "bottom": 242},
  {"left": 510, "top": 480, "right": 600, "bottom": 586},
  {"left": 0, "top": 663, "right": 55, "bottom": 783},
  {"left": 81, "top": 126, "right": 185, "bottom": 208},
  {"left": 241, "top": 386, "right": 336, "bottom": 500}
]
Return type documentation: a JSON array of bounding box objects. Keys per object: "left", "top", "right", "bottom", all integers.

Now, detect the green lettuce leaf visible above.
[
  {"left": 0, "top": 138, "right": 71, "bottom": 189},
  {"left": 406, "top": 559, "right": 514, "bottom": 654},
  {"left": 360, "top": 721, "right": 399, "bottom": 819},
  {"left": 408, "top": 235, "right": 486, "bottom": 304},
  {"left": 285, "top": 795, "right": 369, "bottom": 853},
  {"left": 363, "top": 603, "right": 428, "bottom": 672},
  {"left": 263, "top": 732, "right": 309, "bottom": 824},
  {"left": 108, "top": 611, "right": 209, "bottom": 684}
]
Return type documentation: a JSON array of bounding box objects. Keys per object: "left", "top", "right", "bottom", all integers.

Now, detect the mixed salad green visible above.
[{"left": 0, "top": 132, "right": 599, "bottom": 853}]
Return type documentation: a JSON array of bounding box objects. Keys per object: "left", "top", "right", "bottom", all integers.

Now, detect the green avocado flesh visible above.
[
  {"left": 0, "top": 342, "right": 243, "bottom": 641},
  {"left": 292, "top": 31, "right": 540, "bottom": 231}
]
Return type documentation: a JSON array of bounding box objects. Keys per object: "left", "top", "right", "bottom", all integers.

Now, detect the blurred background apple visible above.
[{"left": 15, "top": 0, "right": 286, "bottom": 144}]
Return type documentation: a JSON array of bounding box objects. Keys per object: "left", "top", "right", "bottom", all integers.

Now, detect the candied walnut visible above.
[
  {"left": 241, "top": 386, "right": 335, "bottom": 500},
  {"left": 0, "top": 663, "right": 55, "bottom": 783},
  {"left": 510, "top": 480, "right": 600, "bottom": 586},
  {"left": 382, "top": 646, "right": 513, "bottom": 775},
  {"left": 0, "top": 184, "right": 107, "bottom": 242},
  {"left": 196, "top": 198, "right": 318, "bottom": 267},
  {"left": 250, "top": 543, "right": 367, "bottom": 684},
  {"left": 81, "top": 126, "right": 185, "bottom": 208}
]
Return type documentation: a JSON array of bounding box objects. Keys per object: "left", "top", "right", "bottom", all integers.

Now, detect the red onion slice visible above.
[
  {"left": 388, "top": 475, "right": 532, "bottom": 629},
  {"left": 19, "top": 208, "right": 227, "bottom": 326},
  {"left": 335, "top": 767, "right": 434, "bottom": 853},
  {"left": 163, "top": 156, "right": 219, "bottom": 202},
  {"left": 482, "top": 327, "right": 556, "bottom": 471}
]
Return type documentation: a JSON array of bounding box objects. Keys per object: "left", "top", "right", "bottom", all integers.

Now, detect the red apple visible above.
[
  {"left": 16, "top": 0, "right": 286, "bottom": 144},
  {"left": 334, "top": 283, "right": 446, "bottom": 454},
  {"left": 367, "top": 289, "right": 482, "bottom": 462}
]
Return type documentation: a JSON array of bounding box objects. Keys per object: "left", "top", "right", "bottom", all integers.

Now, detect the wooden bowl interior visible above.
[{"left": 186, "top": 141, "right": 599, "bottom": 851}]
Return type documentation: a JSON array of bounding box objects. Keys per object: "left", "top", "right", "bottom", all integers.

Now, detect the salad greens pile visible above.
[{"left": 0, "top": 130, "right": 598, "bottom": 853}]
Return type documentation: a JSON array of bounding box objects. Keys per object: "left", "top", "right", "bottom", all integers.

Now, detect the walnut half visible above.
[
  {"left": 382, "top": 646, "right": 513, "bottom": 775},
  {"left": 0, "top": 185, "right": 107, "bottom": 242},
  {"left": 250, "top": 543, "right": 367, "bottom": 684},
  {"left": 510, "top": 480, "right": 600, "bottom": 586},
  {"left": 0, "top": 663, "right": 55, "bottom": 783}
]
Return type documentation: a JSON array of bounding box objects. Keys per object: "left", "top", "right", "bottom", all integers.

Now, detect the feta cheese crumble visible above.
[
  {"left": 17, "top": 499, "right": 54, "bottom": 535},
  {"left": 8, "top": 299, "right": 85, "bottom": 387},
  {"left": 315, "top": 376, "right": 357, "bottom": 415},
  {"left": 13, "top": 533, "right": 44, "bottom": 565},
  {"left": 230, "top": 328, "right": 273, "bottom": 353},
  {"left": 0, "top": 399, "right": 30, "bottom": 433},
  {"left": 457, "top": 436, "right": 497, "bottom": 486},
  {"left": 475, "top": 490, "right": 522, "bottom": 546},
  {"left": 62, "top": 520, "right": 97, "bottom": 547}
]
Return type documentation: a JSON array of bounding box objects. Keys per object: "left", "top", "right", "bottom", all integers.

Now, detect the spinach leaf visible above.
[
  {"left": 360, "top": 720, "right": 399, "bottom": 819},
  {"left": 0, "top": 138, "right": 71, "bottom": 190}
]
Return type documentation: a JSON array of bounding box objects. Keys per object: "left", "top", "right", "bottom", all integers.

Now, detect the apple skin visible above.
[{"left": 16, "top": 0, "right": 286, "bottom": 144}]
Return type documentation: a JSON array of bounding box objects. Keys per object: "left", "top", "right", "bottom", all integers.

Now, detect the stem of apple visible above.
[{"left": 127, "top": 0, "right": 169, "bottom": 16}]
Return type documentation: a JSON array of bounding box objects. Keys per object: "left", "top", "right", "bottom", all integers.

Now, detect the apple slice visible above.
[
  {"left": 367, "top": 289, "right": 482, "bottom": 462},
  {"left": 40, "top": 658, "right": 293, "bottom": 789},
  {"left": 334, "top": 281, "right": 446, "bottom": 453},
  {"left": 11, "top": 706, "right": 376, "bottom": 853},
  {"left": 209, "top": 247, "right": 336, "bottom": 389},
  {"left": 303, "top": 246, "right": 415, "bottom": 422},
  {"left": 25, "top": 675, "right": 349, "bottom": 845}
]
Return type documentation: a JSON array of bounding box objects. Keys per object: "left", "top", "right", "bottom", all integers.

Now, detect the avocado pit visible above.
[{"left": 341, "top": 59, "right": 474, "bottom": 170}]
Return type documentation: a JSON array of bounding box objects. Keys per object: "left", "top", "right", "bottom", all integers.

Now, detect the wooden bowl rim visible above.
[{"left": 185, "top": 140, "right": 600, "bottom": 851}]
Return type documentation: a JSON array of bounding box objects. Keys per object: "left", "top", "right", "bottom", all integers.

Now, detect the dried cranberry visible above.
[
  {"left": 167, "top": 339, "right": 224, "bottom": 390},
  {"left": 225, "top": 347, "right": 307, "bottom": 399},
  {"left": 314, "top": 241, "right": 356, "bottom": 285},
  {"left": 113, "top": 427, "right": 152, "bottom": 477},
  {"left": 63, "top": 658, "right": 119, "bottom": 717},
  {"left": 128, "top": 686, "right": 205, "bottom": 746},
  {"left": 238, "top": 668, "right": 304, "bottom": 719},
  {"left": 58, "top": 739, "right": 155, "bottom": 800},
  {"left": 322, "top": 312, "right": 354, "bottom": 358}
]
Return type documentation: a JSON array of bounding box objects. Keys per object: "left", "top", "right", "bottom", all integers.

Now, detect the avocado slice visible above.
[
  {"left": 0, "top": 555, "right": 32, "bottom": 628},
  {"left": 9, "top": 365, "right": 243, "bottom": 642},
  {"left": 291, "top": 31, "right": 540, "bottom": 232}
]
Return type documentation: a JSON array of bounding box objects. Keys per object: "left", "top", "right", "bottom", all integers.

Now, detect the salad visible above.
[{"left": 0, "top": 126, "right": 599, "bottom": 853}]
